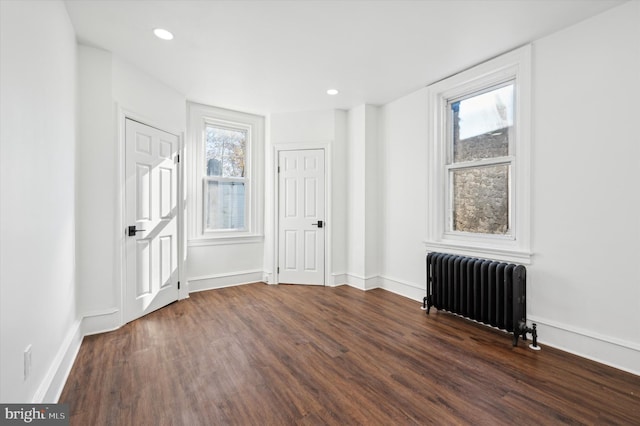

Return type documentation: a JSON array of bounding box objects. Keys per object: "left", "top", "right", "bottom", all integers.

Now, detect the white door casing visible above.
[
  {"left": 278, "top": 149, "right": 325, "bottom": 285},
  {"left": 125, "top": 119, "right": 179, "bottom": 323}
]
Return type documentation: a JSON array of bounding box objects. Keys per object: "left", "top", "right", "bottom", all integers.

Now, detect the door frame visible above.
[
  {"left": 272, "top": 143, "right": 332, "bottom": 285},
  {"left": 116, "top": 106, "right": 187, "bottom": 326}
]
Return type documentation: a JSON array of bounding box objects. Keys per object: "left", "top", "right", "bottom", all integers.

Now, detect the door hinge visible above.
[
  {"left": 277, "top": 165, "right": 280, "bottom": 173},
  {"left": 178, "top": 281, "right": 181, "bottom": 290},
  {"left": 277, "top": 267, "right": 280, "bottom": 274},
  {"left": 175, "top": 154, "right": 180, "bottom": 163}
]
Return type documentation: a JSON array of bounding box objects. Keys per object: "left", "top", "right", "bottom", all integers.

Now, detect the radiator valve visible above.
[{"left": 527, "top": 323, "right": 541, "bottom": 351}]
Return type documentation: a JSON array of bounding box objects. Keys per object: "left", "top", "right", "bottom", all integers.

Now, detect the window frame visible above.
[
  {"left": 446, "top": 80, "right": 515, "bottom": 238},
  {"left": 203, "top": 120, "right": 250, "bottom": 232},
  {"left": 425, "top": 45, "right": 532, "bottom": 263},
  {"left": 188, "top": 102, "right": 264, "bottom": 245}
]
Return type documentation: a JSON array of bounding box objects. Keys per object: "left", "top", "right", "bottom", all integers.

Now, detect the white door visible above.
[
  {"left": 278, "top": 149, "right": 325, "bottom": 285},
  {"left": 125, "top": 119, "right": 179, "bottom": 323}
]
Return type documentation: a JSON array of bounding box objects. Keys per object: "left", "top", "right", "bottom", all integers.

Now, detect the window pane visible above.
[
  {"left": 451, "top": 84, "right": 513, "bottom": 163},
  {"left": 205, "top": 180, "right": 246, "bottom": 230},
  {"left": 452, "top": 164, "right": 509, "bottom": 235},
  {"left": 205, "top": 125, "right": 246, "bottom": 177}
]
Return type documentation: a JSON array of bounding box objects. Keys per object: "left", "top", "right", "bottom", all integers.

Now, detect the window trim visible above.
[
  {"left": 187, "top": 102, "right": 264, "bottom": 245},
  {"left": 202, "top": 118, "right": 251, "bottom": 233},
  {"left": 425, "top": 45, "right": 532, "bottom": 263}
]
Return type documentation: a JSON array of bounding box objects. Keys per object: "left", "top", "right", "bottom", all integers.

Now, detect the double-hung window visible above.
[
  {"left": 448, "top": 82, "right": 514, "bottom": 236},
  {"left": 204, "top": 123, "right": 248, "bottom": 231},
  {"left": 188, "top": 103, "right": 264, "bottom": 244},
  {"left": 426, "top": 46, "right": 531, "bottom": 263}
]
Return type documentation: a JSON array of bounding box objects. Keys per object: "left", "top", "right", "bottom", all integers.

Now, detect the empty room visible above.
[{"left": 1, "top": 0, "right": 639, "bottom": 424}]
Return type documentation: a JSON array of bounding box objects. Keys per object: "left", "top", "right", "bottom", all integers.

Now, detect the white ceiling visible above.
[{"left": 64, "top": 0, "right": 625, "bottom": 115}]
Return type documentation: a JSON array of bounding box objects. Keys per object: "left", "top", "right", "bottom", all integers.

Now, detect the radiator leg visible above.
[
  {"left": 514, "top": 323, "right": 541, "bottom": 350},
  {"left": 513, "top": 321, "right": 525, "bottom": 347},
  {"left": 528, "top": 323, "right": 541, "bottom": 351},
  {"left": 420, "top": 296, "right": 432, "bottom": 314},
  {"left": 513, "top": 322, "right": 541, "bottom": 350}
]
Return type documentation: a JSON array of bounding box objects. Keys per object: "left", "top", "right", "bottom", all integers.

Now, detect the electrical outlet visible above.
[{"left": 24, "top": 345, "right": 32, "bottom": 381}]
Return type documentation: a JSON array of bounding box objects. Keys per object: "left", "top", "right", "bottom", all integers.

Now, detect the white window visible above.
[
  {"left": 188, "top": 103, "right": 264, "bottom": 244},
  {"left": 425, "top": 45, "right": 531, "bottom": 263}
]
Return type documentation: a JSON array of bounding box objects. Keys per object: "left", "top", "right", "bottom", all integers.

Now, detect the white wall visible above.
[
  {"left": 186, "top": 243, "right": 265, "bottom": 291},
  {"left": 270, "top": 110, "right": 340, "bottom": 143},
  {"left": 77, "top": 46, "right": 116, "bottom": 318},
  {"left": 0, "top": 0, "right": 79, "bottom": 402},
  {"left": 377, "top": 1, "right": 640, "bottom": 374},
  {"left": 346, "top": 105, "right": 380, "bottom": 288},
  {"left": 112, "top": 57, "right": 186, "bottom": 132},
  {"left": 333, "top": 111, "right": 349, "bottom": 278},
  {"left": 77, "top": 45, "right": 187, "bottom": 333},
  {"left": 363, "top": 106, "right": 380, "bottom": 280},
  {"left": 378, "top": 89, "right": 429, "bottom": 300},
  {"left": 347, "top": 107, "right": 367, "bottom": 278},
  {"left": 528, "top": 0, "right": 640, "bottom": 373},
  {"left": 266, "top": 110, "right": 348, "bottom": 285}
]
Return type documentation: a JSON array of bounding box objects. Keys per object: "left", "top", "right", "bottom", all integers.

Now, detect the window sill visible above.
[
  {"left": 188, "top": 234, "right": 264, "bottom": 247},
  {"left": 423, "top": 240, "right": 532, "bottom": 264}
]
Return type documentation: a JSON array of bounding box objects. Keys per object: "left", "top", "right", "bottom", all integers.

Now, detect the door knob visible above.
[
  {"left": 312, "top": 220, "right": 324, "bottom": 228},
  {"left": 127, "top": 225, "right": 146, "bottom": 236}
]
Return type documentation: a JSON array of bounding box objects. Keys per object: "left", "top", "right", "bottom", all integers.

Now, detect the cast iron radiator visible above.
[{"left": 423, "top": 252, "right": 538, "bottom": 348}]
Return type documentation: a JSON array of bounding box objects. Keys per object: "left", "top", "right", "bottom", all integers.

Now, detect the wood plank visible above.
[{"left": 60, "top": 283, "right": 640, "bottom": 425}]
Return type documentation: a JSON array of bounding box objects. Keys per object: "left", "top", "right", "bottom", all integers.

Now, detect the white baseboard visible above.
[
  {"left": 188, "top": 270, "right": 264, "bottom": 293},
  {"left": 33, "top": 319, "right": 83, "bottom": 403},
  {"left": 342, "top": 274, "right": 379, "bottom": 290},
  {"left": 528, "top": 315, "right": 640, "bottom": 376},
  {"left": 35, "top": 309, "right": 122, "bottom": 402},
  {"left": 378, "top": 275, "right": 425, "bottom": 303},
  {"left": 82, "top": 308, "right": 121, "bottom": 336},
  {"left": 333, "top": 273, "right": 425, "bottom": 301},
  {"left": 329, "top": 273, "right": 348, "bottom": 287}
]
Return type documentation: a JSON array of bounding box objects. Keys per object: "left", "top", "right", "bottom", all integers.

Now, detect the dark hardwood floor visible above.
[{"left": 60, "top": 283, "right": 640, "bottom": 425}]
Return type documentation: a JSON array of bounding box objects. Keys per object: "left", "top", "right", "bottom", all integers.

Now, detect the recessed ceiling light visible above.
[
  {"left": 326, "top": 89, "right": 339, "bottom": 96},
  {"left": 153, "top": 28, "right": 174, "bottom": 41}
]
